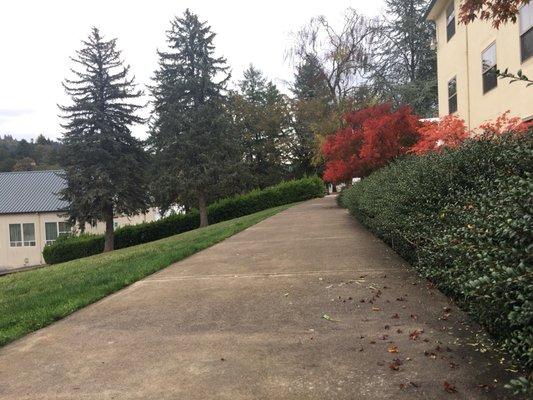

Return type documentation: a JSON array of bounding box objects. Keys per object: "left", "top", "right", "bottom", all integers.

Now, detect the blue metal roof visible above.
[{"left": 0, "top": 170, "right": 69, "bottom": 214}]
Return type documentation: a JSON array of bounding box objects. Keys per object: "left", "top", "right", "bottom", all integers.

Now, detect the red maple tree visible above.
[
  {"left": 478, "top": 110, "right": 533, "bottom": 136},
  {"left": 322, "top": 104, "right": 420, "bottom": 184},
  {"left": 459, "top": 0, "right": 530, "bottom": 28},
  {"left": 410, "top": 115, "right": 469, "bottom": 155}
]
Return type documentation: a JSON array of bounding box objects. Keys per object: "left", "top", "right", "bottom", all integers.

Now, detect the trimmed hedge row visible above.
[
  {"left": 43, "top": 176, "right": 325, "bottom": 264},
  {"left": 339, "top": 133, "right": 532, "bottom": 377}
]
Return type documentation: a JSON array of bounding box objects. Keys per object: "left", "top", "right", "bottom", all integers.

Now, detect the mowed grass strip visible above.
[{"left": 0, "top": 204, "right": 292, "bottom": 347}]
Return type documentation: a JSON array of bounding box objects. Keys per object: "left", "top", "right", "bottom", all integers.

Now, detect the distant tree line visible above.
[
  {"left": 53, "top": 2, "right": 436, "bottom": 251},
  {"left": 0, "top": 134, "right": 62, "bottom": 172}
]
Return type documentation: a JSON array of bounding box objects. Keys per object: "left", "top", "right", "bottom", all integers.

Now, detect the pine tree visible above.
[
  {"left": 290, "top": 55, "right": 333, "bottom": 178},
  {"left": 149, "top": 10, "right": 242, "bottom": 227},
  {"left": 368, "top": 0, "right": 437, "bottom": 117},
  {"left": 59, "top": 27, "right": 149, "bottom": 252},
  {"left": 231, "top": 65, "right": 291, "bottom": 189}
]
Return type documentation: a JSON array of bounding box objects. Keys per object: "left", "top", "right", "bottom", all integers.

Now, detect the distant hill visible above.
[{"left": 0, "top": 135, "right": 62, "bottom": 172}]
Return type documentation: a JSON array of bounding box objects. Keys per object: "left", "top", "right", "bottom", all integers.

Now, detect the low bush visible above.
[
  {"left": 43, "top": 176, "right": 324, "bottom": 264},
  {"left": 339, "top": 132, "right": 532, "bottom": 376}
]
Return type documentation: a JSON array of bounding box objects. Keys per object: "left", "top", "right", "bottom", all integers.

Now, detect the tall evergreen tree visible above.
[
  {"left": 59, "top": 27, "right": 149, "bottom": 251},
  {"left": 290, "top": 55, "right": 334, "bottom": 178},
  {"left": 231, "top": 65, "right": 291, "bottom": 189},
  {"left": 149, "top": 10, "right": 242, "bottom": 227},
  {"left": 367, "top": 0, "right": 437, "bottom": 117}
]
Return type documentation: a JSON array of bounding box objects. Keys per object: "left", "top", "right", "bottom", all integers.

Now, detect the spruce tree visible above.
[
  {"left": 368, "top": 0, "right": 437, "bottom": 117},
  {"left": 59, "top": 27, "right": 149, "bottom": 252},
  {"left": 290, "top": 55, "right": 335, "bottom": 178},
  {"left": 231, "top": 65, "right": 291, "bottom": 189},
  {"left": 149, "top": 10, "right": 242, "bottom": 227}
]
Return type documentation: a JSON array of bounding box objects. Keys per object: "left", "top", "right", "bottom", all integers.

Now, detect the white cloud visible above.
[{"left": 0, "top": 0, "right": 384, "bottom": 141}]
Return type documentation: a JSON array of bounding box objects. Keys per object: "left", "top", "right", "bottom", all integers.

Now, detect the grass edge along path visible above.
[{"left": 0, "top": 204, "right": 293, "bottom": 347}]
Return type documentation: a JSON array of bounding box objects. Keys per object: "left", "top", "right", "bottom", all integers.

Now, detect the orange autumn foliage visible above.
[
  {"left": 409, "top": 115, "right": 469, "bottom": 155},
  {"left": 322, "top": 105, "right": 531, "bottom": 183}
]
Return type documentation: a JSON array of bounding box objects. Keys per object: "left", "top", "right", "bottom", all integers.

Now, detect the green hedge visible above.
[
  {"left": 339, "top": 133, "right": 532, "bottom": 377},
  {"left": 43, "top": 176, "right": 324, "bottom": 264}
]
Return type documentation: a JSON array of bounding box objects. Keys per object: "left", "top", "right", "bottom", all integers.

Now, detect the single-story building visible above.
[{"left": 0, "top": 170, "right": 158, "bottom": 271}]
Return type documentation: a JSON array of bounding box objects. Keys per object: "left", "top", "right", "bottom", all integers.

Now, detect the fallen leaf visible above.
[
  {"left": 443, "top": 381, "right": 457, "bottom": 393},
  {"left": 389, "top": 358, "right": 403, "bottom": 371},
  {"left": 424, "top": 350, "right": 437, "bottom": 359},
  {"left": 388, "top": 345, "right": 399, "bottom": 353},
  {"left": 322, "top": 314, "right": 340, "bottom": 322},
  {"left": 409, "top": 329, "right": 424, "bottom": 340}
]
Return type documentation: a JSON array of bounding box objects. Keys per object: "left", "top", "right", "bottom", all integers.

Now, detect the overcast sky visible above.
[{"left": 0, "top": 0, "right": 384, "bottom": 141}]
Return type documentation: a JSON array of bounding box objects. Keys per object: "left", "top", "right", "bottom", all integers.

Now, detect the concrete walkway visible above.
[{"left": 0, "top": 196, "right": 518, "bottom": 399}]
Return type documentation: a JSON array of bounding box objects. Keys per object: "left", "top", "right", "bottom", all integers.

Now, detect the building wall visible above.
[
  {"left": 432, "top": 0, "right": 533, "bottom": 129},
  {"left": 0, "top": 209, "right": 158, "bottom": 271}
]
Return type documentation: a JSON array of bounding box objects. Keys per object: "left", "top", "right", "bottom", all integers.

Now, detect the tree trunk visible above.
[
  {"left": 103, "top": 204, "right": 114, "bottom": 252},
  {"left": 198, "top": 193, "right": 209, "bottom": 228}
]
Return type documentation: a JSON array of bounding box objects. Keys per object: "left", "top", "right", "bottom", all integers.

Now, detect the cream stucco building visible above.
[
  {"left": 0, "top": 170, "right": 158, "bottom": 271},
  {"left": 426, "top": 0, "right": 533, "bottom": 128}
]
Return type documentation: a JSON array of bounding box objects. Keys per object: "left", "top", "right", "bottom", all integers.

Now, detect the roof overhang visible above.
[{"left": 424, "top": 0, "right": 448, "bottom": 21}]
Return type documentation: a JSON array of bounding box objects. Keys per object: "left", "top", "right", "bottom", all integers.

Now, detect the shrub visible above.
[
  {"left": 339, "top": 132, "right": 533, "bottom": 375},
  {"left": 43, "top": 177, "right": 325, "bottom": 264}
]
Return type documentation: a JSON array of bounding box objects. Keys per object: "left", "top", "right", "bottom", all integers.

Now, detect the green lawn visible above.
[{"left": 0, "top": 204, "right": 292, "bottom": 347}]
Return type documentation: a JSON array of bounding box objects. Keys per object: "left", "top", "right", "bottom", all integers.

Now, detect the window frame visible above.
[
  {"left": 45, "top": 221, "right": 71, "bottom": 245},
  {"left": 520, "top": 3, "right": 533, "bottom": 62},
  {"left": 481, "top": 42, "right": 498, "bottom": 94},
  {"left": 9, "top": 223, "right": 35, "bottom": 247},
  {"left": 446, "top": 1, "right": 456, "bottom": 42},
  {"left": 9, "top": 224, "right": 22, "bottom": 247},
  {"left": 448, "top": 76, "right": 458, "bottom": 114}
]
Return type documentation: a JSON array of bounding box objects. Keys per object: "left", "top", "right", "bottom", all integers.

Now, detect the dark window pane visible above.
[
  {"left": 447, "top": 19, "right": 456, "bottom": 41},
  {"left": 448, "top": 77, "right": 457, "bottom": 114},
  {"left": 483, "top": 67, "right": 498, "bottom": 93},
  {"left": 446, "top": 2, "right": 456, "bottom": 41},
  {"left": 45, "top": 222, "right": 58, "bottom": 244},
  {"left": 449, "top": 94, "right": 457, "bottom": 114},
  {"left": 521, "top": 27, "right": 533, "bottom": 62},
  {"left": 23, "top": 223, "right": 35, "bottom": 246},
  {"left": 9, "top": 224, "right": 22, "bottom": 246}
]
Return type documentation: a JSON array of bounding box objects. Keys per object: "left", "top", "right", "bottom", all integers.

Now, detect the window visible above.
[
  {"left": 446, "top": 2, "right": 456, "bottom": 41},
  {"left": 448, "top": 76, "right": 457, "bottom": 114},
  {"left": 9, "top": 223, "right": 35, "bottom": 247},
  {"left": 23, "top": 223, "right": 35, "bottom": 246},
  {"left": 520, "top": 3, "right": 533, "bottom": 62},
  {"left": 45, "top": 221, "right": 71, "bottom": 245},
  {"left": 9, "top": 224, "right": 22, "bottom": 247},
  {"left": 482, "top": 43, "right": 498, "bottom": 93}
]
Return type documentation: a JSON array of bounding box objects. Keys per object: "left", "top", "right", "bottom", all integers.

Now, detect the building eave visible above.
[{"left": 425, "top": 0, "right": 447, "bottom": 21}]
